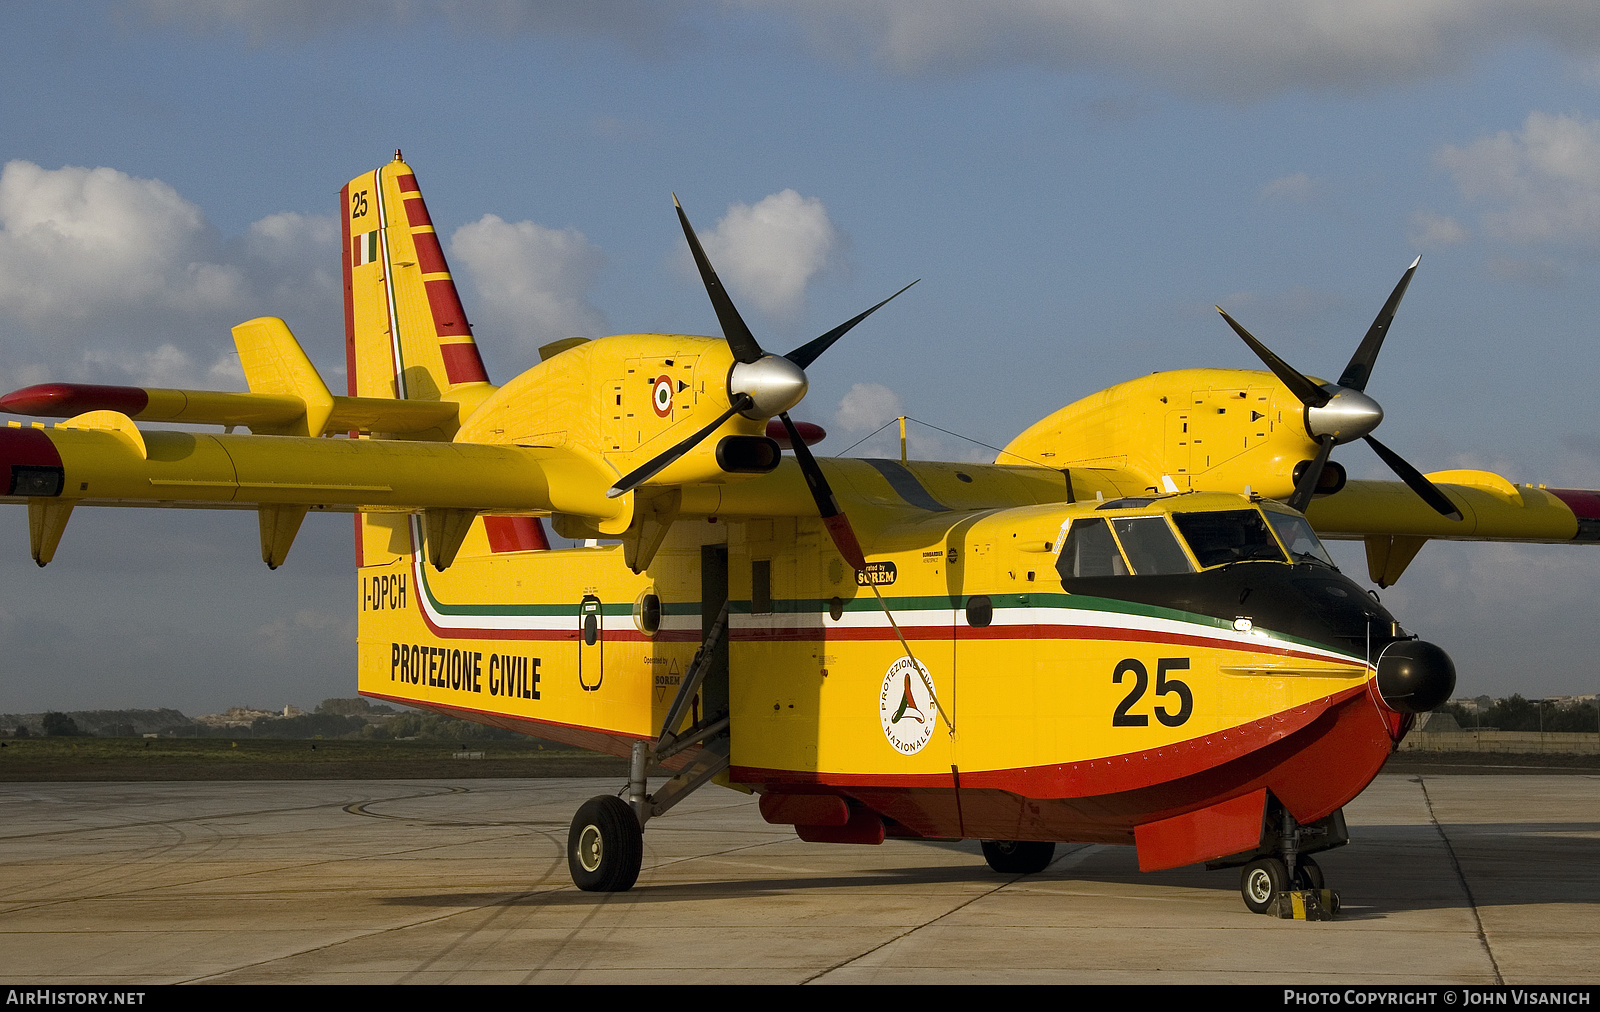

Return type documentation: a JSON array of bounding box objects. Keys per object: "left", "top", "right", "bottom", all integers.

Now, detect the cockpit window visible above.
[
  {"left": 1111, "top": 517, "right": 1194, "bottom": 575},
  {"left": 1056, "top": 517, "right": 1129, "bottom": 578},
  {"left": 1172, "top": 510, "right": 1286, "bottom": 567},
  {"left": 1057, "top": 515, "right": 1195, "bottom": 579},
  {"left": 1263, "top": 510, "right": 1336, "bottom": 567}
]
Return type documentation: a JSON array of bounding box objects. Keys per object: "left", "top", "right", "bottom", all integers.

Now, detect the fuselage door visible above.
[{"left": 579, "top": 593, "right": 603, "bottom": 691}]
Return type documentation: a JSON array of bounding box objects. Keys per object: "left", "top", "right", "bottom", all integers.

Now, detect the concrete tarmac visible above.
[{"left": 0, "top": 774, "right": 1596, "bottom": 985}]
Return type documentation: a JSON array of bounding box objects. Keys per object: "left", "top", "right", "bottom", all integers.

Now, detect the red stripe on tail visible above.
[{"left": 439, "top": 343, "right": 489, "bottom": 385}]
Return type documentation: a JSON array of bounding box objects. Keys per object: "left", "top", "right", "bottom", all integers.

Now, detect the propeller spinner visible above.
[
  {"left": 607, "top": 195, "right": 916, "bottom": 578},
  {"left": 1216, "top": 257, "right": 1462, "bottom": 522}
]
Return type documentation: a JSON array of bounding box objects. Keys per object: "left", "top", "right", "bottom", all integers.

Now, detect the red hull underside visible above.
[{"left": 734, "top": 682, "right": 1401, "bottom": 846}]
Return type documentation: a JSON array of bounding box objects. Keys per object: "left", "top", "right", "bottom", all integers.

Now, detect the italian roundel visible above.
[{"left": 652, "top": 375, "right": 674, "bottom": 417}]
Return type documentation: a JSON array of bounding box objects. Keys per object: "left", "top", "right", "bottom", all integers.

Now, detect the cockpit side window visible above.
[
  {"left": 1263, "top": 510, "right": 1337, "bottom": 567},
  {"left": 1056, "top": 517, "right": 1129, "bottom": 579},
  {"left": 1172, "top": 510, "right": 1286, "bottom": 567},
  {"left": 1112, "top": 517, "right": 1195, "bottom": 575}
]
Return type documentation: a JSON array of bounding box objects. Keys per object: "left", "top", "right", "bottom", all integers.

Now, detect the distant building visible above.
[
  {"left": 1415, "top": 711, "right": 1462, "bottom": 733},
  {"left": 195, "top": 707, "right": 279, "bottom": 729}
]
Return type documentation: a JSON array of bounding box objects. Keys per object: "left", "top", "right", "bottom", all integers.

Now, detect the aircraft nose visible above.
[{"left": 1374, "top": 639, "right": 1456, "bottom": 714}]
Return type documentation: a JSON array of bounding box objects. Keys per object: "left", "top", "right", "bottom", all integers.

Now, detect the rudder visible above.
[{"left": 341, "top": 151, "right": 495, "bottom": 420}]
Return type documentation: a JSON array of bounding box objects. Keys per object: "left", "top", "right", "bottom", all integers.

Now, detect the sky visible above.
[{"left": 5, "top": 0, "right": 1600, "bottom": 712}]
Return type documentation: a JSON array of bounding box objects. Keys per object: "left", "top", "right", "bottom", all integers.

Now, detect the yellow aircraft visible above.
[{"left": 3, "top": 152, "right": 1594, "bottom": 916}]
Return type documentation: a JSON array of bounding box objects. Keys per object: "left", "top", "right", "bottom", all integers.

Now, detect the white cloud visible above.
[
  {"left": 0, "top": 161, "right": 244, "bottom": 323},
  {"left": 449, "top": 214, "right": 606, "bottom": 357},
  {"left": 246, "top": 211, "right": 338, "bottom": 264},
  {"left": 0, "top": 161, "right": 341, "bottom": 391},
  {"left": 1260, "top": 172, "right": 1320, "bottom": 203},
  {"left": 76, "top": 343, "right": 246, "bottom": 389},
  {"left": 137, "top": 1, "right": 1600, "bottom": 100},
  {"left": 698, "top": 190, "right": 841, "bottom": 320},
  {"left": 765, "top": 1, "right": 1600, "bottom": 100},
  {"left": 1437, "top": 111, "right": 1600, "bottom": 245},
  {"left": 829, "top": 387, "right": 998, "bottom": 462},
  {"left": 835, "top": 381, "right": 902, "bottom": 432},
  {"left": 1407, "top": 209, "right": 1470, "bottom": 248}
]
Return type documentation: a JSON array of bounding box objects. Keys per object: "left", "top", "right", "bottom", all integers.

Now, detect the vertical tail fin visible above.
[
  {"left": 341, "top": 151, "right": 495, "bottom": 418},
  {"left": 343, "top": 154, "right": 546, "bottom": 571}
]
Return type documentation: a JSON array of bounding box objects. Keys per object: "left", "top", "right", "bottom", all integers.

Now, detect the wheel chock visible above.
[{"left": 1269, "top": 888, "right": 1341, "bottom": 920}]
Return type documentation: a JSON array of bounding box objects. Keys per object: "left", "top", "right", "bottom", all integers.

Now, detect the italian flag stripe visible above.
[{"left": 354, "top": 231, "right": 379, "bottom": 267}]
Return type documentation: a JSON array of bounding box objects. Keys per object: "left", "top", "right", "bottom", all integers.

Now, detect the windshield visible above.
[
  {"left": 1172, "top": 509, "right": 1286, "bottom": 567},
  {"left": 1263, "top": 510, "right": 1337, "bottom": 567}
]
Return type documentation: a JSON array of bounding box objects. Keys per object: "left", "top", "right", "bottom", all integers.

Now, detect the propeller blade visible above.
[
  {"left": 674, "top": 196, "right": 764, "bottom": 365},
  {"left": 607, "top": 394, "right": 754, "bottom": 498},
  {"left": 779, "top": 411, "right": 866, "bottom": 571},
  {"left": 1285, "top": 434, "right": 1337, "bottom": 514},
  {"left": 784, "top": 280, "right": 920, "bottom": 370},
  {"left": 1216, "top": 307, "right": 1331, "bottom": 408},
  {"left": 1338, "top": 256, "right": 1420, "bottom": 392},
  {"left": 1363, "top": 433, "right": 1463, "bottom": 521},
  {"left": 780, "top": 411, "right": 952, "bottom": 734}
]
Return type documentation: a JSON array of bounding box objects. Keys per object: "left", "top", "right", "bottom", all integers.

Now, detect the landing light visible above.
[{"left": 1233, "top": 617, "right": 1253, "bottom": 632}]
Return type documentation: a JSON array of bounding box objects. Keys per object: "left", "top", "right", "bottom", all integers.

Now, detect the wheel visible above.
[
  {"left": 1293, "top": 855, "right": 1324, "bottom": 890},
  {"left": 568, "top": 795, "right": 643, "bottom": 892},
  {"left": 1241, "top": 856, "right": 1288, "bottom": 914},
  {"left": 980, "top": 839, "right": 1056, "bottom": 874}
]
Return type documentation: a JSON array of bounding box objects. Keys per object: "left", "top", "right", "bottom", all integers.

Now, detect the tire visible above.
[
  {"left": 568, "top": 795, "right": 643, "bottom": 892},
  {"left": 980, "top": 839, "right": 1056, "bottom": 874},
  {"left": 1294, "top": 855, "right": 1324, "bottom": 891},
  {"left": 1241, "top": 856, "right": 1288, "bottom": 914}
]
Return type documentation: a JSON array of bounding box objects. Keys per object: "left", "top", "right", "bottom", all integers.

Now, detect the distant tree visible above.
[
  {"left": 41, "top": 712, "right": 80, "bottom": 736},
  {"left": 1439, "top": 694, "right": 1600, "bottom": 733},
  {"left": 374, "top": 712, "right": 518, "bottom": 741},
  {"left": 13, "top": 726, "right": 29, "bottom": 738}
]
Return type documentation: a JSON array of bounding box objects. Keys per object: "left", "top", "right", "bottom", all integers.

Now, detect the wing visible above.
[
  {"left": 0, "top": 412, "right": 626, "bottom": 568},
  {"left": 1305, "top": 468, "right": 1600, "bottom": 586}
]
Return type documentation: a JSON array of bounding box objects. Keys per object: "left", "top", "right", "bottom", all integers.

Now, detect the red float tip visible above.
[{"left": 0, "top": 383, "right": 149, "bottom": 418}]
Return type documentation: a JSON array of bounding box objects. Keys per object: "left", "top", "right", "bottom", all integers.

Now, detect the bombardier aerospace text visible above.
[{"left": 5, "top": 153, "right": 1597, "bottom": 916}]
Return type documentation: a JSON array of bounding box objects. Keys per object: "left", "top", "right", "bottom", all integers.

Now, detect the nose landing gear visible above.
[{"left": 1217, "top": 803, "right": 1346, "bottom": 918}]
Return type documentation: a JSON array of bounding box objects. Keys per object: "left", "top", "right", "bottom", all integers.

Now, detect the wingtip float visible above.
[{"left": 3, "top": 154, "right": 1597, "bottom": 916}]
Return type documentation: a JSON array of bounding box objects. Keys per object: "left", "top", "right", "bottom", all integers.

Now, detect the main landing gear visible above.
[
  {"left": 568, "top": 795, "right": 642, "bottom": 892},
  {"left": 566, "top": 602, "right": 732, "bottom": 892},
  {"left": 980, "top": 840, "right": 1056, "bottom": 875}
]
